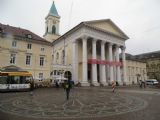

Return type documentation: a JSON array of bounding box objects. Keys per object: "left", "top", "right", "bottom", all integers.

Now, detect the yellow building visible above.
[
  {"left": 0, "top": 23, "right": 52, "bottom": 81},
  {"left": 135, "top": 51, "right": 160, "bottom": 81},
  {"left": 124, "top": 53, "right": 147, "bottom": 85}
]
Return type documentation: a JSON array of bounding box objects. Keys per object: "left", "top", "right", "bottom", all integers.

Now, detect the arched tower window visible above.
[
  {"left": 52, "top": 25, "right": 56, "bottom": 34},
  {"left": 56, "top": 52, "right": 59, "bottom": 63},
  {"left": 46, "top": 26, "right": 48, "bottom": 33},
  {"left": 62, "top": 50, "right": 65, "bottom": 64}
]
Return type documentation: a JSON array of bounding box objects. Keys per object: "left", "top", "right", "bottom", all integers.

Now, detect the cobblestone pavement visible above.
[{"left": 0, "top": 87, "right": 160, "bottom": 120}]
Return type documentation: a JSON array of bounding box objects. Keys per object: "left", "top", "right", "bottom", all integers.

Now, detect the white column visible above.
[
  {"left": 121, "top": 46, "right": 127, "bottom": 85},
  {"left": 112, "top": 47, "right": 116, "bottom": 82},
  {"left": 106, "top": 47, "right": 109, "bottom": 84},
  {"left": 116, "top": 45, "right": 121, "bottom": 85},
  {"left": 92, "top": 39, "right": 99, "bottom": 86},
  {"left": 72, "top": 41, "right": 78, "bottom": 83},
  {"left": 100, "top": 41, "right": 108, "bottom": 86},
  {"left": 109, "top": 43, "right": 114, "bottom": 84},
  {"left": 81, "top": 36, "right": 90, "bottom": 86}
]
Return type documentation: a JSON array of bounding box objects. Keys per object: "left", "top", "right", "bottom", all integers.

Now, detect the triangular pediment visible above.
[{"left": 85, "top": 19, "right": 129, "bottom": 39}]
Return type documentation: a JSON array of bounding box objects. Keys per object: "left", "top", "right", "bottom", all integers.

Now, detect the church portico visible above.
[{"left": 71, "top": 32, "right": 127, "bottom": 86}]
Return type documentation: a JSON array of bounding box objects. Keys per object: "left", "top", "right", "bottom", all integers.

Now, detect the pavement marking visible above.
[{"left": 0, "top": 88, "right": 148, "bottom": 119}]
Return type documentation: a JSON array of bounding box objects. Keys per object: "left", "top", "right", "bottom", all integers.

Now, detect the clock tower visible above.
[{"left": 44, "top": 1, "right": 60, "bottom": 42}]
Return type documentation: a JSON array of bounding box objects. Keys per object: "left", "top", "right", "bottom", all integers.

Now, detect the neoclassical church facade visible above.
[{"left": 47, "top": 2, "right": 129, "bottom": 86}]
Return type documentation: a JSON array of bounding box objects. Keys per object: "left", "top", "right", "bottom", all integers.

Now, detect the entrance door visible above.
[{"left": 64, "top": 71, "right": 72, "bottom": 80}]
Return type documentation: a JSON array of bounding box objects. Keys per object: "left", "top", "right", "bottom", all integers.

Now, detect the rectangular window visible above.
[
  {"left": 39, "top": 73, "right": 43, "bottom": 80},
  {"left": 12, "top": 41, "right": 17, "bottom": 47},
  {"left": 27, "top": 43, "right": 32, "bottom": 49},
  {"left": 26, "top": 55, "right": 31, "bottom": 65},
  {"left": 40, "top": 57, "right": 44, "bottom": 66},
  {"left": 10, "top": 53, "right": 16, "bottom": 64}
]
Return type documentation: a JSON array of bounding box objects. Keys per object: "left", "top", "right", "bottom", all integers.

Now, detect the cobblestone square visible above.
[{"left": 0, "top": 87, "right": 160, "bottom": 120}]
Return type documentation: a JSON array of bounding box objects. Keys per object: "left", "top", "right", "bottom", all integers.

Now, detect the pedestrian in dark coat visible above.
[{"left": 64, "top": 80, "right": 72, "bottom": 100}]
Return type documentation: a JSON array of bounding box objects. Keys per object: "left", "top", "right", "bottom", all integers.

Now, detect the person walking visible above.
[
  {"left": 139, "top": 80, "right": 142, "bottom": 88},
  {"left": 64, "top": 80, "right": 72, "bottom": 100}
]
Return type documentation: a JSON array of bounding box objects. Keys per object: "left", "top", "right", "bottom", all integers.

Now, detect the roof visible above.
[
  {"left": 135, "top": 50, "right": 160, "bottom": 59},
  {"left": 0, "top": 23, "right": 51, "bottom": 45},
  {"left": 53, "top": 19, "right": 129, "bottom": 44},
  {"left": 119, "top": 53, "right": 146, "bottom": 63},
  {"left": 0, "top": 65, "right": 28, "bottom": 72},
  {"left": 0, "top": 65, "right": 32, "bottom": 76},
  {"left": 84, "top": 19, "right": 129, "bottom": 39},
  {"left": 48, "top": 1, "right": 60, "bottom": 18}
]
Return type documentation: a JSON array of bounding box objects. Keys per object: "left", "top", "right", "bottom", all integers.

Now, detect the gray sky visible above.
[{"left": 0, "top": 0, "right": 160, "bottom": 55}]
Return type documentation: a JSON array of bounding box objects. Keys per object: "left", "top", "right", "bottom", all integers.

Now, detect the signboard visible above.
[
  {"left": 9, "top": 84, "right": 30, "bottom": 89},
  {"left": 0, "top": 84, "right": 30, "bottom": 90}
]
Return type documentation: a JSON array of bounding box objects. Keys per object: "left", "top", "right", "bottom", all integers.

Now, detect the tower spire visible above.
[{"left": 48, "top": 1, "right": 60, "bottom": 18}]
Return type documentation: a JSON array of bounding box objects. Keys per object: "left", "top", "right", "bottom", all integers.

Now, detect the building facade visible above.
[
  {"left": 135, "top": 51, "right": 160, "bottom": 82},
  {"left": 124, "top": 54, "right": 147, "bottom": 85},
  {"left": 0, "top": 24, "right": 52, "bottom": 81}
]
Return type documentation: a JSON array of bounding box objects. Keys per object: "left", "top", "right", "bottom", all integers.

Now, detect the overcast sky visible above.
[{"left": 0, "top": 0, "right": 160, "bottom": 55}]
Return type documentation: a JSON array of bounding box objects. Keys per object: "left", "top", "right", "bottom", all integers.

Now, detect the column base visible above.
[
  {"left": 117, "top": 81, "right": 123, "bottom": 86},
  {"left": 92, "top": 82, "right": 100, "bottom": 86},
  {"left": 80, "top": 81, "right": 90, "bottom": 86},
  {"left": 100, "top": 82, "right": 108, "bottom": 86},
  {"left": 108, "top": 80, "right": 113, "bottom": 86},
  {"left": 123, "top": 81, "right": 129, "bottom": 85}
]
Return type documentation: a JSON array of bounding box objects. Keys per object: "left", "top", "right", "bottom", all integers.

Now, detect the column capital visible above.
[
  {"left": 101, "top": 41, "right": 106, "bottom": 45},
  {"left": 108, "top": 42, "right": 113, "bottom": 46},
  {"left": 92, "top": 38, "right": 98, "bottom": 43},
  {"left": 82, "top": 35, "right": 88, "bottom": 40},
  {"left": 72, "top": 40, "right": 78, "bottom": 44},
  {"left": 115, "top": 44, "right": 120, "bottom": 48},
  {"left": 121, "top": 46, "right": 126, "bottom": 50}
]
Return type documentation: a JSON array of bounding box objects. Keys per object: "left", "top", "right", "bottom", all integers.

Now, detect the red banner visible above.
[{"left": 87, "top": 59, "right": 122, "bottom": 66}]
